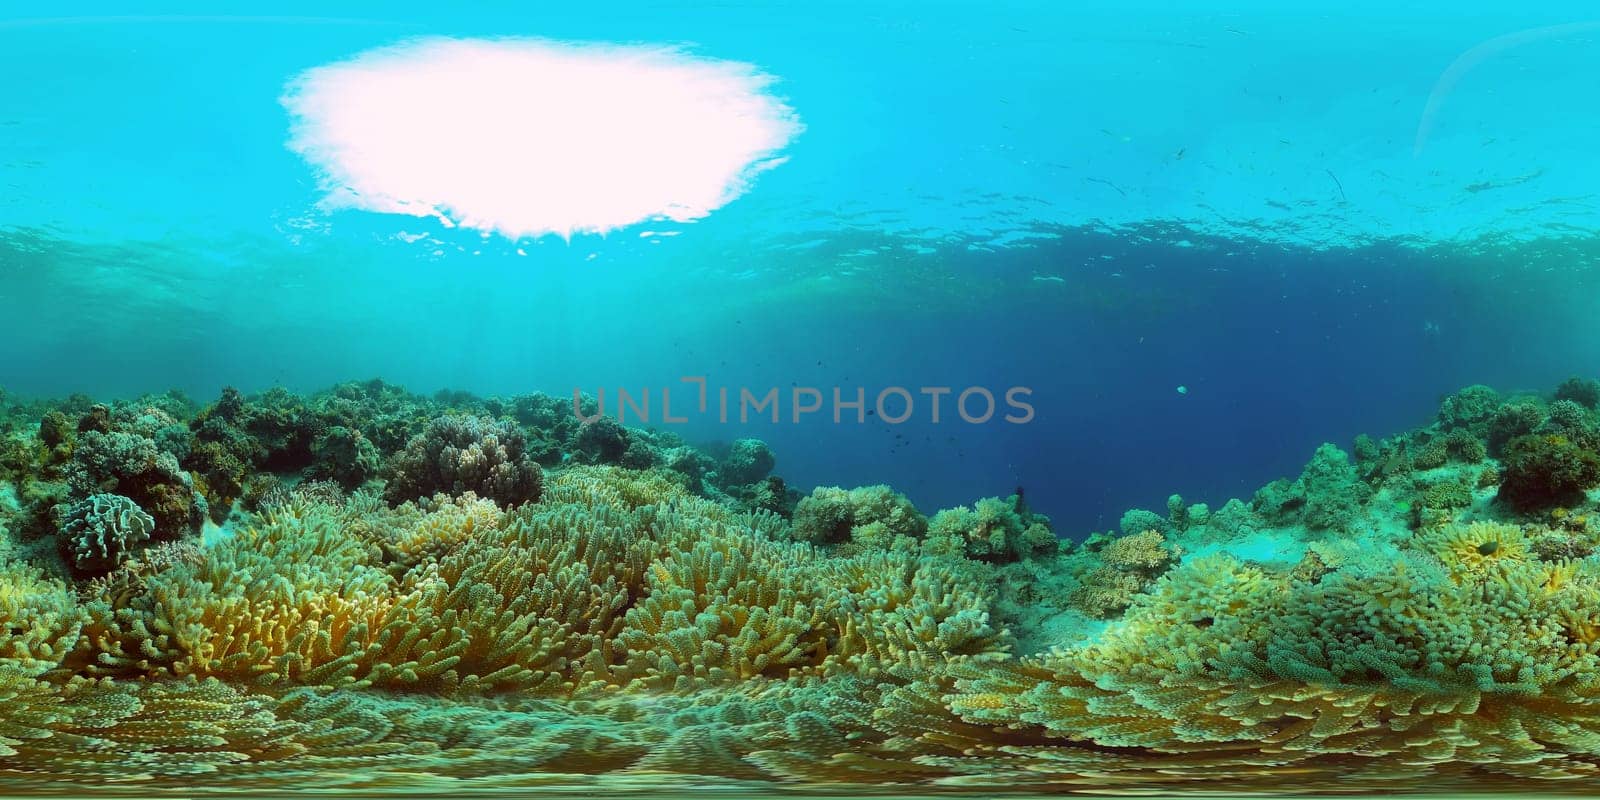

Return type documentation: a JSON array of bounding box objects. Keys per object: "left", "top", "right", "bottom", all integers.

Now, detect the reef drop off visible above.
[{"left": 2, "top": 377, "right": 1600, "bottom": 793}]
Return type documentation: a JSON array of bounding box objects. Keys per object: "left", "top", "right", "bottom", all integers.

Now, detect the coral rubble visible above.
[{"left": 0, "top": 377, "right": 1598, "bottom": 793}]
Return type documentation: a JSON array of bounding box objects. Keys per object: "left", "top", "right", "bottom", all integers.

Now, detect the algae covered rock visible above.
[{"left": 1253, "top": 443, "right": 1372, "bottom": 533}]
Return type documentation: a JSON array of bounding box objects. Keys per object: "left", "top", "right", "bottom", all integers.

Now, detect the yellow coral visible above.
[
  {"left": 22, "top": 453, "right": 1600, "bottom": 791},
  {"left": 542, "top": 465, "right": 693, "bottom": 510},
  {"left": 1067, "top": 529, "right": 1178, "bottom": 618},
  {"left": 0, "top": 562, "right": 84, "bottom": 674},
  {"left": 1419, "top": 521, "right": 1529, "bottom": 577},
  {"left": 381, "top": 491, "right": 504, "bottom": 568}
]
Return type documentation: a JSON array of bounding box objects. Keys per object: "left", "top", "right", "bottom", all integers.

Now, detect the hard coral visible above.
[
  {"left": 790, "top": 485, "right": 927, "bottom": 550},
  {"left": 66, "top": 430, "right": 204, "bottom": 539},
  {"left": 925, "top": 495, "right": 1056, "bottom": 562},
  {"left": 569, "top": 415, "right": 631, "bottom": 465},
  {"left": 717, "top": 438, "right": 776, "bottom": 486},
  {"left": 1437, "top": 383, "right": 1501, "bottom": 431},
  {"left": 57, "top": 493, "right": 154, "bottom": 573},
  {"left": 1499, "top": 434, "right": 1600, "bottom": 512},
  {"left": 1068, "top": 528, "right": 1177, "bottom": 617},
  {"left": 1555, "top": 376, "right": 1600, "bottom": 410},
  {"left": 1256, "top": 444, "right": 1372, "bottom": 532},
  {"left": 384, "top": 415, "right": 543, "bottom": 507}
]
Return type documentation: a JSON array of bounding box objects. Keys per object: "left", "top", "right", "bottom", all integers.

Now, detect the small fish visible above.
[{"left": 1176, "top": 385, "right": 1189, "bottom": 395}]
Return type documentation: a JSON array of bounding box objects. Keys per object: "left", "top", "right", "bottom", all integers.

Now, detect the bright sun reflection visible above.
[{"left": 282, "top": 37, "right": 803, "bottom": 241}]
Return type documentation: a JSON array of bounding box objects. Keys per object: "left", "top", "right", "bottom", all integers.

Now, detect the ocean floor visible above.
[{"left": 0, "top": 378, "right": 1599, "bottom": 793}]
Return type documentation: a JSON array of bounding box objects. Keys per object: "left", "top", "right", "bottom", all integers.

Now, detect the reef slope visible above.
[{"left": 0, "top": 378, "right": 1599, "bottom": 793}]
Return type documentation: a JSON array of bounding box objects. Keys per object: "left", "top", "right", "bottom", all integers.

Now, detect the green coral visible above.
[
  {"left": 1437, "top": 383, "right": 1501, "bottom": 431},
  {"left": 788, "top": 484, "right": 927, "bottom": 550},
  {"left": 1555, "top": 376, "right": 1600, "bottom": 410},
  {"left": 1068, "top": 528, "right": 1178, "bottom": 617},
  {"left": 1421, "top": 478, "right": 1473, "bottom": 511},
  {"left": 924, "top": 494, "right": 1056, "bottom": 562}
]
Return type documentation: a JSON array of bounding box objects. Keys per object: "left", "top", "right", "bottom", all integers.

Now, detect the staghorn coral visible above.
[
  {"left": 542, "top": 464, "right": 693, "bottom": 510},
  {"left": 372, "top": 491, "right": 506, "bottom": 570},
  {"left": 0, "top": 562, "right": 83, "bottom": 674},
  {"left": 384, "top": 415, "right": 543, "bottom": 507}
]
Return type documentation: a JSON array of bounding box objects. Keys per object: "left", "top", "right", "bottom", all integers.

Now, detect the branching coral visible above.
[
  {"left": 1068, "top": 528, "right": 1179, "bottom": 617},
  {"left": 0, "top": 562, "right": 83, "bottom": 674},
  {"left": 788, "top": 485, "right": 928, "bottom": 554},
  {"left": 924, "top": 495, "right": 1056, "bottom": 562},
  {"left": 384, "top": 415, "right": 543, "bottom": 507}
]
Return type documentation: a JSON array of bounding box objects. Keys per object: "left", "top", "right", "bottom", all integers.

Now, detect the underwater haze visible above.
[{"left": 4, "top": 1, "right": 1600, "bottom": 796}]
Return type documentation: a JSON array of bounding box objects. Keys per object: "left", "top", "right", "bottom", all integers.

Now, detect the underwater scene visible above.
[{"left": 5, "top": 2, "right": 1600, "bottom": 797}]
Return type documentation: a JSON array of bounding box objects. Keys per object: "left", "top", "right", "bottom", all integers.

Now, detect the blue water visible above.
[{"left": 3, "top": 2, "right": 1599, "bottom": 534}]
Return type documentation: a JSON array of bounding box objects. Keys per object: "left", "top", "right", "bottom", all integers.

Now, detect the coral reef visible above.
[
  {"left": 0, "top": 376, "right": 1597, "bottom": 793},
  {"left": 66, "top": 430, "right": 205, "bottom": 541},
  {"left": 1500, "top": 433, "right": 1600, "bottom": 511},
  {"left": 716, "top": 437, "right": 776, "bottom": 485},
  {"left": 924, "top": 494, "right": 1057, "bottom": 561},
  {"left": 383, "top": 415, "right": 544, "bottom": 507},
  {"left": 1068, "top": 528, "right": 1179, "bottom": 617},
  {"left": 789, "top": 484, "right": 927, "bottom": 551},
  {"left": 1254, "top": 443, "right": 1373, "bottom": 533}
]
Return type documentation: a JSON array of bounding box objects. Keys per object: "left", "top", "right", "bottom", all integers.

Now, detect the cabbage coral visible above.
[{"left": 57, "top": 492, "right": 154, "bottom": 572}]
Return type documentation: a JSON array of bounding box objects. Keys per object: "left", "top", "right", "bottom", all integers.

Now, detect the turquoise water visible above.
[
  {"left": 5, "top": 4, "right": 1600, "bottom": 530},
  {"left": 4, "top": 4, "right": 1600, "bottom": 795}
]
